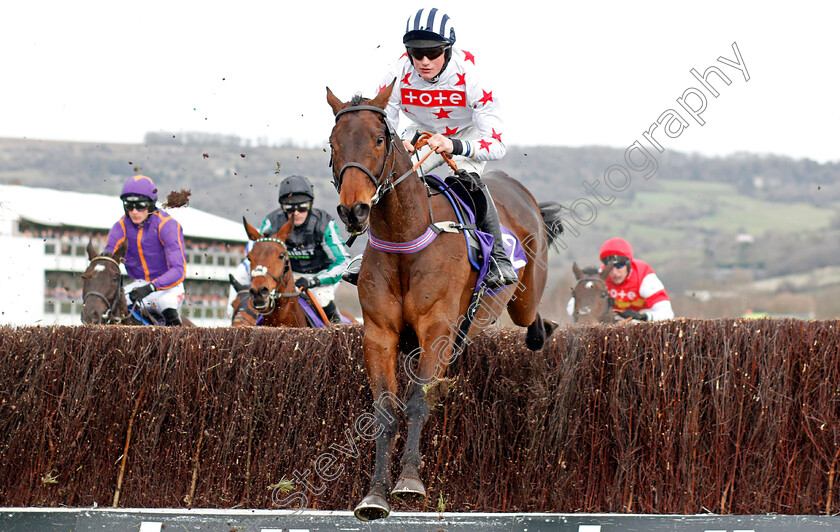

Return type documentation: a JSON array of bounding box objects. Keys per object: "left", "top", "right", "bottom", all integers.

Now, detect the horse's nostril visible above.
[
  {"left": 352, "top": 203, "right": 370, "bottom": 220},
  {"left": 337, "top": 205, "right": 351, "bottom": 225}
]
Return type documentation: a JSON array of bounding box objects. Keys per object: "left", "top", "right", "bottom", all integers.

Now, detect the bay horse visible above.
[
  {"left": 326, "top": 82, "right": 563, "bottom": 520},
  {"left": 236, "top": 218, "right": 357, "bottom": 327},
  {"left": 571, "top": 261, "right": 617, "bottom": 325},
  {"left": 241, "top": 218, "right": 310, "bottom": 327},
  {"left": 80, "top": 241, "right": 193, "bottom": 326}
]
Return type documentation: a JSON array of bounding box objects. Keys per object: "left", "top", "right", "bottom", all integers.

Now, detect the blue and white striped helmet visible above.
[{"left": 403, "top": 7, "right": 456, "bottom": 48}]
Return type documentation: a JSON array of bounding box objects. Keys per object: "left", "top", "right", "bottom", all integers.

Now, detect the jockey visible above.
[
  {"left": 371, "top": 6, "right": 517, "bottom": 290},
  {"left": 567, "top": 237, "right": 675, "bottom": 322},
  {"left": 230, "top": 175, "right": 351, "bottom": 324},
  {"left": 105, "top": 175, "right": 187, "bottom": 325}
]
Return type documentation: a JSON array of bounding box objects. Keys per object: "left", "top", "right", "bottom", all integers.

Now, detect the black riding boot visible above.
[
  {"left": 162, "top": 308, "right": 182, "bottom": 326},
  {"left": 477, "top": 181, "right": 518, "bottom": 289},
  {"left": 341, "top": 255, "right": 363, "bottom": 286},
  {"left": 323, "top": 301, "right": 342, "bottom": 324}
]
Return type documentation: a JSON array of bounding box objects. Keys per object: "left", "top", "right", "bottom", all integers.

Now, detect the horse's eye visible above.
[{"left": 376, "top": 135, "right": 385, "bottom": 146}]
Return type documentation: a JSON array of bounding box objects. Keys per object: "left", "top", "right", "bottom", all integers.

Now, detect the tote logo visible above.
[{"left": 401, "top": 89, "right": 466, "bottom": 107}]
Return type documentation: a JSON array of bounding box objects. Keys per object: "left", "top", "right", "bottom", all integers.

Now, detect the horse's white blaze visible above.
[{"left": 94, "top": 264, "right": 106, "bottom": 272}]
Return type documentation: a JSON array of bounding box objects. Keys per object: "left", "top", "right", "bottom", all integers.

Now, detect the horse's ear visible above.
[
  {"left": 86, "top": 240, "right": 99, "bottom": 260},
  {"left": 572, "top": 261, "right": 583, "bottom": 280},
  {"left": 600, "top": 262, "right": 614, "bottom": 279},
  {"left": 275, "top": 219, "right": 293, "bottom": 242},
  {"left": 327, "top": 87, "right": 349, "bottom": 116},
  {"left": 242, "top": 216, "right": 262, "bottom": 241},
  {"left": 229, "top": 273, "right": 249, "bottom": 292},
  {"left": 370, "top": 79, "right": 396, "bottom": 110},
  {"left": 113, "top": 240, "right": 127, "bottom": 263}
]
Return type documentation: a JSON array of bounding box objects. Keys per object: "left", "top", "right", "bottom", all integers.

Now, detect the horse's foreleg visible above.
[{"left": 355, "top": 330, "right": 400, "bottom": 521}]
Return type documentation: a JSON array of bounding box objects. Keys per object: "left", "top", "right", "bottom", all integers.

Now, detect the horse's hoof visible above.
[
  {"left": 391, "top": 476, "right": 426, "bottom": 500},
  {"left": 354, "top": 494, "right": 390, "bottom": 521},
  {"left": 544, "top": 319, "right": 559, "bottom": 337}
]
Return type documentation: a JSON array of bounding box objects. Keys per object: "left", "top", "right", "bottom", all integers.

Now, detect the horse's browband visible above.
[
  {"left": 253, "top": 237, "right": 287, "bottom": 250},
  {"left": 92, "top": 255, "right": 121, "bottom": 268},
  {"left": 334, "top": 105, "right": 387, "bottom": 122}
]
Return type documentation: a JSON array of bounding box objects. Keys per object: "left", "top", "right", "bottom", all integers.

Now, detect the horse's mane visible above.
[{"left": 350, "top": 93, "right": 367, "bottom": 106}]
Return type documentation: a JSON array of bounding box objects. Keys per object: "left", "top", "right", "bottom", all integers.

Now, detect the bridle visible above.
[
  {"left": 249, "top": 237, "right": 297, "bottom": 315},
  {"left": 82, "top": 255, "right": 126, "bottom": 324},
  {"left": 329, "top": 104, "right": 415, "bottom": 207},
  {"left": 573, "top": 276, "right": 616, "bottom": 324}
]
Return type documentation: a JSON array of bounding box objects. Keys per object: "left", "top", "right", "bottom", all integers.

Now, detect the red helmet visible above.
[{"left": 599, "top": 237, "right": 633, "bottom": 261}]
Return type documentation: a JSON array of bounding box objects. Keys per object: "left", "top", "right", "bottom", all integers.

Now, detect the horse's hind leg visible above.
[{"left": 392, "top": 320, "right": 452, "bottom": 501}]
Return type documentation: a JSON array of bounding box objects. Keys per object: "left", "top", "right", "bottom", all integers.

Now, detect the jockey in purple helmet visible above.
[{"left": 104, "top": 175, "right": 187, "bottom": 325}]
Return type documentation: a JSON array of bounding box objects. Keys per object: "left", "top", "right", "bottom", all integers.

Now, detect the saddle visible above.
[
  {"left": 298, "top": 297, "right": 352, "bottom": 328},
  {"left": 422, "top": 173, "right": 527, "bottom": 293},
  {"left": 127, "top": 303, "right": 165, "bottom": 325}
]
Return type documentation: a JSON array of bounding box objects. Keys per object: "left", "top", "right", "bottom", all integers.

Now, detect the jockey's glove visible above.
[
  {"left": 129, "top": 283, "right": 155, "bottom": 303},
  {"left": 618, "top": 309, "right": 648, "bottom": 321},
  {"left": 295, "top": 277, "right": 321, "bottom": 290}
]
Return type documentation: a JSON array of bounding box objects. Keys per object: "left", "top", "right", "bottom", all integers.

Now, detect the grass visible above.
[{"left": 603, "top": 180, "right": 838, "bottom": 236}]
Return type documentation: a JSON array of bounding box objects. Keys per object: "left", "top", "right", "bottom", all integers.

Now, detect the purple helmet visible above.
[{"left": 120, "top": 175, "right": 158, "bottom": 202}]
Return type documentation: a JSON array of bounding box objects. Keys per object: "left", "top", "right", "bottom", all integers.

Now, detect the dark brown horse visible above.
[
  {"left": 81, "top": 241, "right": 193, "bottom": 326},
  {"left": 327, "top": 82, "right": 563, "bottom": 520},
  {"left": 571, "top": 261, "right": 617, "bottom": 325},
  {"left": 229, "top": 274, "right": 260, "bottom": 327}
]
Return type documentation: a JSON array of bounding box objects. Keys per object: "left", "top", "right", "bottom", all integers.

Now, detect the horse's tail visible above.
[{"left": 538, "top": 201, "right": 564, "bottom": 251}]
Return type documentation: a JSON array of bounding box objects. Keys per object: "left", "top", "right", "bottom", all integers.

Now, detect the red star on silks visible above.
[
  {"left": 479, "top": 139, "right": 493, "bottom": 152},
  {"left": 434, "top": 108, "right": 452, "bottom": 119},
  {"left": 455, "top": 73, "right": 467, "bottom": 86},
  {"left": 377, "top": 85, "right": 387, "bottom": 94},
  {"left": 491, "top": 128, "right": 503, "bottom": 143},
  {"left": 444, "top": 126, "right": 459, "bottom": 135},
  {"left": 462, "top": 50, "right": 476, "bottom": 64},
  {"left": 401, "top": 73, "right": 412, "bottom": 86},
  {"left": 478, "top": 90, "right": 493, "bottom": 106}
]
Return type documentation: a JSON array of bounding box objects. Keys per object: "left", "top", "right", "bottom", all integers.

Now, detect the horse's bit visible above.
[{"left": 82, "top": 255, "right": 125, "bottom": 324}]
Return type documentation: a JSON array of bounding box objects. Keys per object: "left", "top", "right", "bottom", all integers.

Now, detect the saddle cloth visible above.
[{"left": 423, "top": 174, "right": 527, "bottom": 292}]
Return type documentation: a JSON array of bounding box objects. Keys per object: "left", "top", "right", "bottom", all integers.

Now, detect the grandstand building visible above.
[{"left": 0, "top": 184, "right": 247, "bottom": 327}]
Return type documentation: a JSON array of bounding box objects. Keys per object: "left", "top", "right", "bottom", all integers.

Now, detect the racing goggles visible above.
[
  {"left": 123, "top": 200, "right": 153, "bottom": 211},
  {"left": 282, "top": 202, "right": 311, "bottom": 214},
  {"left": 602, "top": 255, "right": 630, "bottom": 269},
  {"left": 406, "top": 46, "right": 448, "bottom": 61}
]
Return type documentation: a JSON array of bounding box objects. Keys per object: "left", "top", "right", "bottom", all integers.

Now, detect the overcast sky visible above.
[{"left": 3, "top": 1, "right": 838, "bottom": 163}]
